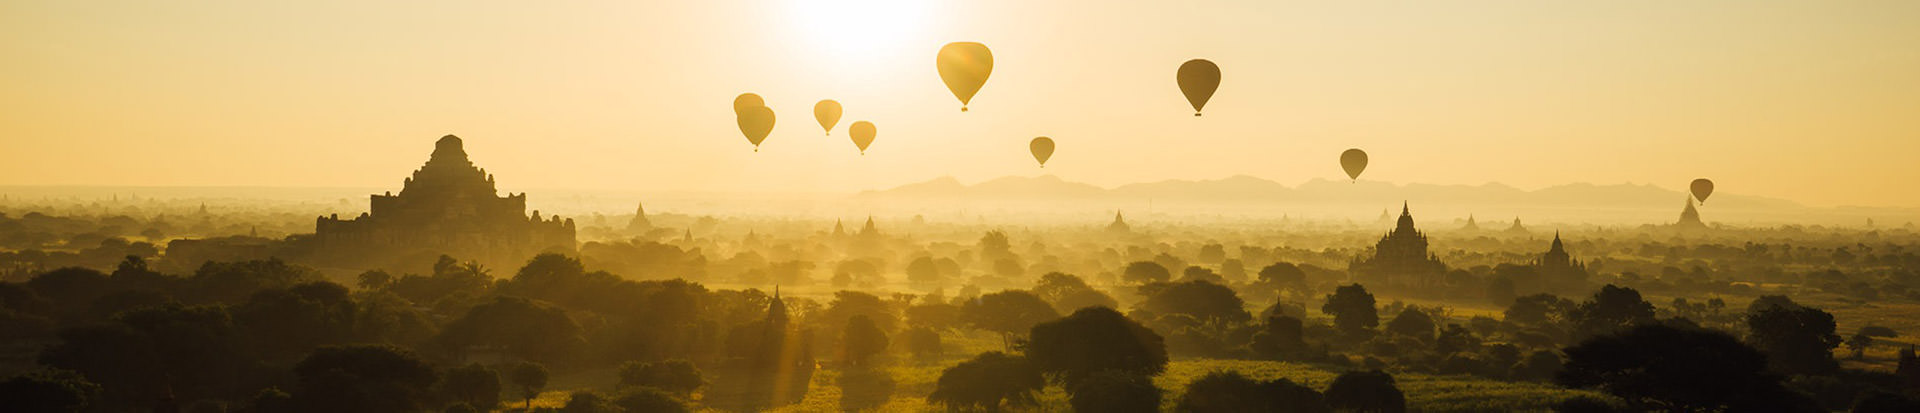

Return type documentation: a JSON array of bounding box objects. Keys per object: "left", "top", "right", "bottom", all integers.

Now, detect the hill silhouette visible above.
[{"left": 860, "top": 175, "right": 1802, "bottom": 210}]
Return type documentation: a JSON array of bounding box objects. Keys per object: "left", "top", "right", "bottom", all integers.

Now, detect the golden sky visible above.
[{"left": 3, "top": 1, "right": 1917, "bottom": 207}]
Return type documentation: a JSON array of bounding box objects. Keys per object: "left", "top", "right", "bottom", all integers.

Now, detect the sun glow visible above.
[{"left": 782, "top": 0, "right": 934, "bottom": 62}]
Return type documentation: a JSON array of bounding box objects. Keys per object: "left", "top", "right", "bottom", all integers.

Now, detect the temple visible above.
[
  {"left": 313, "top": 135, "right": 575, "bottom": 270},
  {"left": 1676, "top": 196, "right": 1706, "bottom": 228},
  {"left": 1534, "top": 232, "right": 1590, "bottom": 292},
  {"left": 1350, "top": 202, "right": 1447, "bottom": 288},
  {"left": 1107, "top": 211, "right": 1130, "bottom": 233}
]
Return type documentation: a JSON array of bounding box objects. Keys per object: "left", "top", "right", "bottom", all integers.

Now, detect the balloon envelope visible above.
[
  {"left": 1691, "top": 179, "right": 1715, "bottom": 203},
  {"left": 1177, "top": 59, "right": 1221, "bottom": 116},
  {"left": 849, "top": 121, "right": 876, "bottom": 154},
  {"left": 1340, "top": 149, "right": 1368, "bottom": 181},
  {"left": 1029, "top": 137, "right": 1055, "bottom": 167},
  {"left": 814, "top": 100, "right": 842, "bottom": 135},
  {"left": 733, "top": 93, "right": 765, "bottom": 115},
  {"left": 737, "top": 106, "right": 775, "bottom": 150},
  {"left": 937, "top": 42, "right": 993, "bottom": 111}
]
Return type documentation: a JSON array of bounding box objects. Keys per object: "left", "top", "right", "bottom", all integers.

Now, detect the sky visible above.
[{"left": 2, "top": 1, "right": 1917, "bottom": 207}]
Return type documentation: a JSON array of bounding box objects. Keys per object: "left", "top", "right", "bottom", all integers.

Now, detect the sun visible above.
[{"left": 781, "top": 0, "right": 933, "bottom": 62}]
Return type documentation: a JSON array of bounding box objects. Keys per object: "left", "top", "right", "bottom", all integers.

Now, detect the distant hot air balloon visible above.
[
  {"left": 737, "top": 106, "right": 775, "bottom": 152},
  {"left": 849, "top": 121, "right": 876, "bottom": 155},
  {"left": 1177, "top": 59, "right": 1221, "bottom": 116},
  {"left": 814, "top": 100, "right": 842, "bottom": 135},
  {"left": 1340, "top": 149, "right": 1368, "bottom": 182},
  {"left": 937, "top": 42, "right": 993, "bottom": 112},
  {"left": 733, "top": 93, "right": 765, "bottom": 115},
  {"left": 1691, "top": 178, "right": 1715, "bottom": 203},
  {"left": 1029, "top": 137, "right": 1055, "bottom": 168}
]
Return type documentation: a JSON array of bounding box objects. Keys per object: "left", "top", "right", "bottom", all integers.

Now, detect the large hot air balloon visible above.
[
  {"left": 1340, "top": 149, "right": 1368, "bottom": 182},
  {"left": 1029, "top": 137, "right": 1055, "bottom": 168},
  {"left": 849, "top": 121, "right": 875, "bottom": 155},
  {"left": 814, "top": 100, "right": 842, "bottom": 135},
  {"left": 937, "top": 42, "right": 993, "bottom": 112},
  {"left": 737, "top": 106, "right": 775, "bottom": 152},
  {"left": 733, "top": 93, "right": 765, "bottom": 115},
  {"left": 1691, "top": 178, "right": 1715, "bottom": 203},
  {"left": 1177, "top": 59, "right": 1221, "bottom": 116}
]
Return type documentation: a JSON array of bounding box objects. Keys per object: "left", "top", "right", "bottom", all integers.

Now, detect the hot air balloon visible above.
[
  {"left": 1691, "top": 178, "right": 1714, "bottom": 203},
  {"left": 849, "top": 121, "right": 875, "bottom": 155},
  {"left": 1030, "top": 137, "right": 1055, "bottom": 168},
  {"left": 937, "top": 42, "right": 993, "bottom": 112},
  {"left": 733, "top": 93, "right": 765, "bottom": 115},
  {"left": 1340, "top": 149, "right": 1368, "bottom": 182},
  {"left": 737, "top": 106, "right": 775, "bottom": 152},
  {"left": 1177, "top": 59, "right": 1221, "bottom": 116},
  {"left": 814, "top": 100, "right": 842, "bottom": 135}
]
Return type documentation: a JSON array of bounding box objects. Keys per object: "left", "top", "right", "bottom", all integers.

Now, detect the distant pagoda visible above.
[
  {"left": 1506, "top": 217, "right": 1530, "bottom": 235},
  {"left": 1350, "top": 202, "right": 1447, "bottom": 288},
  {"left": 1532, "top": 232, "right": 1590, "bottom": 292},
  {"left": 1676, "top": 196, "right": 1706, "bottom": 228},
  {"left": 627, "top": 202, "right": 652, "bottom": 233},
  {"left": 1107, "top": 211, "right": 1131, "bottom": 233},
  {"left": 314, "top": 135, "right": 575, "bottom": 268},
  {"left": 1460, "top": 215, "right": 1480, "bottom": 231}
]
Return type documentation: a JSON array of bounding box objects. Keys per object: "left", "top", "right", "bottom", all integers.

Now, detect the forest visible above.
[{"left": 2, "top": 199, "right": 1920, "bottom": 412}]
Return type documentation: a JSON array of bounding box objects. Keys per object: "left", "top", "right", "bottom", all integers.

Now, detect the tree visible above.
[
  {"left": 1324, "top": 370, "right": 1406, "bottom": 413},
  {"left": 617, "top": 359, "right": 704, "bottom": 396},
  {"left": 613, "top": 387, "right": 692, "bottom": 413},
  {"left": 291, "top": 345, "right": 438, "bottom": 413},
  {"left": 508, "top": 362, "right": 549, "bottom": 411},
  {"left": 1568, "top": 285, "right": 1655, "bottom": 339},
  {"left": 1257, "top": 262, "right": 1307, "bottom": 290},
  {"left": 1172, "top": 371, "right": 1328, "bottom": 413},
  {"left": 1123, "top": 261, "right": 1172, "bottom": 284},
  {"left": 903, "top": 326, "right": 943, "bottom": 361},
  {"left": 439, "top": 363, "right": 502, "bottom": 411},
  {"left": 928, "top": 351, "right": 1044, "bottom": 412},
  {"left": 1846, "top": 332, "right": 1874, "bottom": 360},
  {"left": 961, "top": 290, "right": 1059, "bottom": 350},
  {"left": 1384, "top": 307, "right": 1436, "bottom": 342},
  {"left": 1510, "top": 350, "right": 1562, "bottom": 382},
  {"left": 1557, "top": 324, "right": 1819, "bottom": 412},
  {"left": 0, "top": 369, "right": 100, "bottom": 413},
  {"left": 436, "top": 296, "right": 584, "bottom": 364},
  {"left": 1026, "top": 306, "right": 1168, "bottom": 385},
  {"left": 839, "top": 366, "right": 896, "bottom": 412},
  {"left": 843, "top": 314, "right": 890, "bottom": 366},
  {"left": 907, "top": 257, "right": 944, "bottom": 287},
  {"left": 235, "top": 281, "right": 358, "bottom": 361},
  {"left": 1322, "top": 284, "right": 1379, "bottom": 335},
  {"left": 1504, "top": 293, "right": 1572, "bottom": 326},
  {"left": 1032, "top": 272, "right": 1117, "bottom": 314},
  {"left": 1136, "top": 280, "right": 1251, "bottom": 324},
  {"left": 1069, "top": 370, "right": 1161, "bottom": 413},
  {"left": 559, "top": 391, "right": 619, "bottom": 413},
  {"left": 1745, "top": 305, "right": 1841, "bottom": 375}
]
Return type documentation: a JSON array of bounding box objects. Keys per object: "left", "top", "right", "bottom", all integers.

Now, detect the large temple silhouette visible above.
[
  {"left": 313, "top": 135, "right": 575, "bottom": 269},
  {"left": 1351, "top": 202, "right": 1448, "bottom": 288}
]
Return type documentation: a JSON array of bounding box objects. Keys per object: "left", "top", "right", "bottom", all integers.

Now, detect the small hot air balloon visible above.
[
  {"left": 937, "top": 42, "right": 993, "bottom": 112},
  {"left": 733, "top": 93, "right": 765, "bottom": 115},
  {"left": 1340, "top": 149, "right": 1368, "bottom": 182},
  {"left": 1029, "top": 137, "right": 1055, "bottom": 168},
  {"left": 814, "top": 100, "right": 842, "bottom": 135},
  {"left": 849, "top": 121, "right": 876, "bottom": 155},
  {"left": 1177, "top": 59, "right": 1221, "bottom": 116},
  {"left": 1691, "top": 178, "right": 1715, "bottom": 203},
  {"left": 737, "top": 106, "right": 775, "bottom": 152}
]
